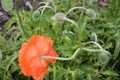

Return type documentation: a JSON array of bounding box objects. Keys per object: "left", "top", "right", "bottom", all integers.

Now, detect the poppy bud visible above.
[
  {"left": 90, "top": 32, "right": 97, "bottom": 42},
  {"left": 1, "top": 0, "right": 13, "bottom": 12},
  {"left": 85, "top": 9, "right": 96, "bottom": 19},
  {"left": 25, "top": 1, "right": 33, "bottom": 10},
  {"left": 47, "top": 0, "right": 54, "bottom": 5},
  {"left": 48, "top": 0, "right": 56, "bottom": 12},
  {"left": 32, "top": 10, "right": 40, "bottom": 20},
  {"left": 99, "top": 52, "right": 109, "bottom": 64},
  {"left": 51, "top": 12, "right": 66, "bottom": 23},
  {"left": 62, "top": 30, "right": 74, "bottom": 36}
]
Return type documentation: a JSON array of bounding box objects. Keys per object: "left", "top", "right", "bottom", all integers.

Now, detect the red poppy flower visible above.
[{"left": 18, "top": 35, "right": 58, "bottom": 80}]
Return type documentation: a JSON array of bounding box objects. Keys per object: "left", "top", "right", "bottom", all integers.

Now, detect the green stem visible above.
[
  {"left": 68, "top": 0, "right": 71, "bottom": 9},
  {"left": 37, "top": 5, "right": 55, "bottom": 13},
  {"left": 15, "top": 0, "right": 26, "bottom": 37},
  {"left": 41, "top": 3, "right": 48, "bottom": 16},
  {"left": 86, "top": 41, "right": 103, "bottom": 50},
  {"left": 112, "top": 59, "right": 119, "bottom": 69},
  {"left": 41, "top": 48, "right": 80, "bottom": 60},
  {"left": 99, "top": 62, "right": 108, "bottom": 73},
  {"left": 41, "top": 47, "right": 110, "bottom": 61},
  {"left": 65, "top": 7, "right": 87, "bottom": 48},
  {"left": 64, "top": 17, "right": 79, "bottom": 30},
  {"left": 58, "top": 23, "right": 62, "bottom": 36},
  {"left": 82, "top": 48, "right": 110, "bottom": 54},
  {"left": 25, "top": 1, "right": 33, "bottom": 10},
  {"left": 66, "top": 7, "right": 86, "bottom": 16},
  {"left": 78, "top": 9, "right": 85, "bottom": 46}
]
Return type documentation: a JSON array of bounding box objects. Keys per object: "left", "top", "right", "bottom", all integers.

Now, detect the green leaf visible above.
[
  {"left": 0, "top": 36, "right": 7, "bottom": 46},
  {"left": 102, "top": 69, "right": 119, "bottom": 76},
  {"left": 1, "top": 0, "right": 13, "bottom": 11},
  {"left": 113, "top": 31, "right": 120, "bottom": 59},
  {"left": 4, "top": 17, "right": 16, "bottom": 31},
  {"left": 79, "top": 20, "right": 88, "bottom": 41}
]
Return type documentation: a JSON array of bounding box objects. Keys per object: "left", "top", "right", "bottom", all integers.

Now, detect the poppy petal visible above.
[
  {"left": 18, "top": 35, "right": 58, "bottom": 79},
  {"left": 45, "top": 48, "right": 58, "bottom": 64},
  {"left": 28, "top": 35, "right": 53, "bottom": 56},
  {"left": 30, "top": 57, "right": 48, "bottom": 80}
]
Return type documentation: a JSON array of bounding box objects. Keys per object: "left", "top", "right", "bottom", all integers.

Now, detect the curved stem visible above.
[
  {"left": 37, "top": 5, "right": 54, "bottom": 11},
  {"left": 37, "top": 5, "right": 56, "bottom": 15},
  {"left": 40, "top": 47, "right": 110, "bottom": 60},
  {"left": 36, "top": 2, "right": 47, "bottom": 11},
  {"left": 64, "top": 17, "right": 79, "bottom": 29},
  {"left": 86, "top": 41, "right": 103, "bottom": 50},
  {"left": 41, "top": 3, "right": 49, "bottom": 16},
  {"left": 82, "top": 48, "right": 110, "bottom": 55},
  {"left": 66, "top": 7, "right": 86, "bottom": 16},
  {"left": 41, "top": 48, "right": 80, "bottom": 60},
  {"left": 39, "top": 2, "right": 47, "bottom": 5},
  {"left": 26, "top": 1, "right": 33, "bottom": 10}
]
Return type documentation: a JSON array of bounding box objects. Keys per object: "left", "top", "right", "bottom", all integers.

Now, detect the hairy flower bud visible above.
[
  {"left": 1, "top": 0, "right": 13, "bottom": 11},
  {"left": 32, "top": 10, "right": 40, "bottom": 20},
  {"left": 85, "top": 9, "right": 96, "bottom": 19},
  {"left": 52, "top": 12, "right": 66, "bottom": 23},
  {"left": 47, "top": 0, "right": 54, "bottom": 5},
  {"left": 25, "top": 1, "right": 33, "bottom": 10},
  {"left": 99, "top": 52, "right": 109, "bottom": 64}
]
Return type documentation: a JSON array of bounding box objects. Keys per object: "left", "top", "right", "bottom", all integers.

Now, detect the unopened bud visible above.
[
  {"left": 52, "top": 12, "right": 66, "bottom": 23},
  {"left": 25, "top": 1, "right": 33, "bottom": 10},
  {"left": 62, "top": 30, "right": 74, "bottom": 36},
  {"left": 85, "top": 9, "right": 96, "bottom": 19},
  {"left": 1, "top": 0, "right": 13, "bottom": 11},
  {"left": 47, "top": 0, "right": 54, "bottom": 5},
  {"left": 32, "top": 10, "right": 40, "bottom": 20},
  {"left": 99, "top": 52, "right": 109, "bottom": 64}
]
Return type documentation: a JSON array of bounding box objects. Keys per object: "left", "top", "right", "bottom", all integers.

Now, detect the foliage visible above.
[{"left": 0, "top": 0, "right": 120, "bottom": 80}]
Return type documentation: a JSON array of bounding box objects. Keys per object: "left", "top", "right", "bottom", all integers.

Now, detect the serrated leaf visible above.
[
  {"left": 0, "top": 36, "right": 7, "bottom": 46},
  {"left": 102, "top": 70, "right": 119, "bottom": 76}
]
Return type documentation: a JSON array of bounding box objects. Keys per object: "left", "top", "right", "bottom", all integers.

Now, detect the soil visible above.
[
  {"left": 0, "top": 0, "right": 40, "bottom": 31},
  {"left": 0, "top": 2, "right": 9, "bottom": 30}
]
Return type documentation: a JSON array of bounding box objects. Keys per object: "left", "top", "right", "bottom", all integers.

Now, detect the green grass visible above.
[{"left": 0, "top": 0, "right": 120, "bottom": 80}]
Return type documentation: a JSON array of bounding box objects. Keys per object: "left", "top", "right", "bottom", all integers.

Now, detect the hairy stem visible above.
[{"left": 66, "top": 7, "right": 86, "bottom": 16}]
